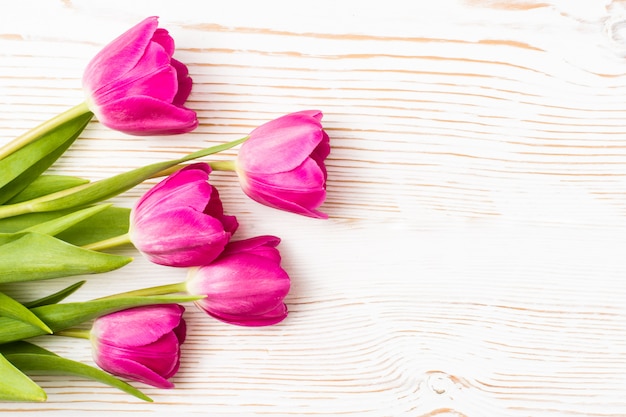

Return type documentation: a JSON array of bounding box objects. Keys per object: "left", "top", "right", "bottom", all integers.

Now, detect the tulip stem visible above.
[
  {"left": 0, "top": 102, "right": 92, "bottom": 160},
  {"left": 95, "top": 282, "right": 188, "bottom": 301},
  {"left": 150, "top": 159, "right": 237, "bottom": 179},
  {"left": 82, "top": 233, "right": 132, "bottom": 252},
  {"left": 55, "top": 328, "right": 91, "bottom": 340},
  {"left": 208, "top": 160, "right": 237, "bottom": 171}
]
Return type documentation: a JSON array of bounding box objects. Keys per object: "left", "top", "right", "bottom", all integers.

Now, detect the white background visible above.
[{"left": 1, "top": 0, "right": 626, "bottom": 415}]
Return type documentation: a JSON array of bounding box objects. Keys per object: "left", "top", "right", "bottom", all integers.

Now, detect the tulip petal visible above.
[
  {"left": 93, "top": 42, "right": 177, "bottom": 105},
  {"left": 171, "top": 59, "right": 193, "bottom": 106},
  {"left": 222, "top": 235, "right": 281, "bottom": 262},
  {"left": 95, "top": 356, "right": 175, "bottom": 389},
  {"left": 97, "top": 332, "right": 181, "bottom": 378},
  {"left": 133, "top": 164, "right": 212, "bottom": 219},
  {"left": 203, "top": 303, "right": 288, "bottom": 327},
  {"left": 92, "top": 305, "right": 185, "bottom": 348},
  {"left": 242, "top": 172, "right": 327, "bottom": 218},
  {"left": 95, "top": 95, "right": 198, "bottom": 135},
  {"left": 83, "top": 17, "right": 159, "bottom": 96},
  {"left": 132, "top": 207, "right": 231, "bottom": 266},
  {"left": 311, "top": 131, "right": 330, "bottom": 181},
  {"left": 249, "top": 157, "right": 325, "bottom": 191},
  {"left": 239, "top": 113, "right": 325, "bottom": 174},
  {"left": 151, "top": 28, "right": 175, "bottom": 56},
  {"left": 190, "top": 254, "right": 290, "bottom": 316},
  {"left": 293, "top": 109, "right": 323, "bottom": 120}
]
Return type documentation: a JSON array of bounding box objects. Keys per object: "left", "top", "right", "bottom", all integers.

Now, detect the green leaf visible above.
[
  {"left": 0, "top": 112, "right": 93, "bottom": 204},
  {"left": 0, "top": 206, "right": 131, "bottom": 247},
  {"left": 0, "top": 210, "right": 76, "bottom": 234},
  {"left": 0, "top": 294, "right": 201, "bottom": 344},
  {"left": 6, "top": 175, "right": 90, "bottom": 204},
  {"left": 0, "top": 352, "right": 46, "bottom": 402},
  {"left": 0, "top": 137, "right": 247, "bottom": 219},
  {"left": 57, "top": 206, "right": 130, "bottom": 247},
  {"left": 0, "top": 232, "right": 132, "bottom": 284},
  {"left": 0, "top": 206, "right": 130, "bottom": 240},
  {"left": 23, "top": 281, "right": 86, "bottom": 309},
  {"left": 0, "top": 341, "right": 50, "bottom": 356},
  {"left": 6, "top": 352, "right": 152, "bottom": 402},
  {"left": 0, "top": 342, "right": 151, "bottom": 402},
  {"left": 21, "top": 204, "right": 111, "bottom": 237},
  {"left": 0, "top": 292, "right": 51, "bottom": 334}
]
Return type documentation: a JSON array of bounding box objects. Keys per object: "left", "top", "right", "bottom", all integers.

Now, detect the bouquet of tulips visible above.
[{"left": 0, "top": 17, "right": 330, "bottom": 402}]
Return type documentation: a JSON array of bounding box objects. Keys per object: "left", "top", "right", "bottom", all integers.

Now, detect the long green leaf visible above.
[
  {"left": 57, "top": 206, "right": 130, "bottom": 247},
  {"left": 0, "top": 112, "right": 93, "bottom": 204},
  {"left": 0, "top": 206, "right": 131, "bottom": 247},
  {"left": 6, "top": 175, "right": 90, "bottom": 204},
  {"left": 0, "top": 232, "right": 131, "bottom": 284},
  {"left": 21, "top": 204, "right": 111, "bottom": 236},
  {"left": 0, "top": 292, "right": 51, "bottom": 334},
  {"left": 6, "top": 353, "right": 152, "bottom": 402},
  {"left": 0, "top": 294, "right": 201, "bottom": 344},
  {"left": 23, "top": 281, "right": 86, "bottom": 309},
  {"left": 0, "top": 353, "right": 46, "bottom": 402},
  {"left": 0, "top": 342, "right": 151, "bottom": 402},
  {"left": 0, "top": 341, "right": 50, "bottom": 355},
  {"left": 0, "top": 137, "right": 247, "bottom": 219}
]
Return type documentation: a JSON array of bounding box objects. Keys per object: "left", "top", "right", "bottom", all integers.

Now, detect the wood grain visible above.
[{"left": 1, "top": 0, "right": 626, "bottom": 415}]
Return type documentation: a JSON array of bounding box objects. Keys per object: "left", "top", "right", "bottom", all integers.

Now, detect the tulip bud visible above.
[
  {"left": 186, "top": 235, "right": 290, "bottom": 326},
  {"left": 83, "top": 16, "right": 198, "bottom": 135},
  {"left": 235, "top": 110, "right": 330, "bottom": 218},
  {"left": 90, "top": 304, "right": 186, "bottom": 389},
  {"left": 129, "top": 163, "right": 238, "bottom": 267}
]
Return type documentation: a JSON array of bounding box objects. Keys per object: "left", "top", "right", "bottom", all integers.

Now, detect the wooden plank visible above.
[{"left": 0, "top": 0, "right": 625, "bottom": 415}]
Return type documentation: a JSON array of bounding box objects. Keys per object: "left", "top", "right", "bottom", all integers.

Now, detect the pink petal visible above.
[
  {"left": 239, "top": 112, "right": 325, "bottom": 174},
  {"left": 96, "top": 356, "right": 175, "bottom": 389},
  {"left": 133, "top": 164, "right": 212, "bottom": 219},
  {"left": 131, "top": 206, "right": 231, "bottom": 266},
  {"left": 92, "top": 41, "right": 176, "bottom": 105},
  {"left": 249, "top": 157, "right": 325, "bottom": 191},
  {"left": 171, "top": 59, "right": 193, "bottom": 106},
  {"left": 242, "top": 174, "right": 327, "bottom": 217},
  {"left": 92, "top": 305, "right": 185, "bottom": 348},
  {"left": 243, "top": 185, "right": 328, "bottom": 218},
  {"left": 292, "top": 109, "right": 323, "bottom": 120},
  {"left": 151, "top": 28, "right": 175, "bottom": 56},
  {"left": 95, "top": 95, "right": 198, "bottom": 135},
  {"left": 83, "top": 17, "right": 159, "bottom": 96},
  {"left": 223, "top": 235, "right": 280, "bottom": 253},
  {"left": 310, "top": 131, "right": 330, "bottom": 181},
  {"left": 203, "top": 303, "right": 288, "bottom": 327},
  {"left": 190, "top": 254, "right": 290, "bottom": 314}
]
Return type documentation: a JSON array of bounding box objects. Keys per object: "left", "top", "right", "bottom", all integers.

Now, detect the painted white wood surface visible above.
[{"left": 1, "top": 0, "right": 626, "bottom": 415}]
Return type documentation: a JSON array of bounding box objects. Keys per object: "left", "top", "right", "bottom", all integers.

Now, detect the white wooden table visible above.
[{"left": 1, "top": 0, "right": 626, "bottom": 415}]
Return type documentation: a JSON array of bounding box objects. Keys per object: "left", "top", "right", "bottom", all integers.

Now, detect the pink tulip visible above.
[
  {"left": 83, "top": 16, "right": 198, "bottom": 135},
  {"left": 130, "top": 163, "right": 238, "bottom": 267},
  {"left": 236, "top": 110, "right": 330, "bottom": 218},
  {"left": 186, "top": 235, "right": 290, "bottom": 326},
  {"left": 90, "top": 304, "right": 186, "bottom": 389}
]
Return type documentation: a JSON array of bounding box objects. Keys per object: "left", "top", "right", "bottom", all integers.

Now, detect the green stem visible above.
[
  {"left": 95, "top": 282, "right": 188, "bottom": 301},
  {"left": 0, "top": 136, "right": 248, "bottom": 220},
  {"left": 82, "top": 233, "right": 132, "bottom": 252},
  {"left": 0, "top": 102, "right": 92, "bottom": 160},
  {"left": 55, "top": 328, "right": 91, "bottom": 340},
  {"left": 209, "top": 160, "right": 237, "bottom": 171},
  {"left": 149, "top": 159, "right": 237, "bottom": 178}
]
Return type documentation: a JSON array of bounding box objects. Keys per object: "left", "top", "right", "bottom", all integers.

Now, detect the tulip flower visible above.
[
  {"left": 82, "top": 16, "right": 198, "bottom": 135},
  {"left": 186, "top": 235, "right": 291, "bottom": 326},
  {"left": 129, "top": 163, "right": 238, "bottom": 267},
  {"left": 90, "top": 304, "right": 186, "bottom": 389},
  {"left": 234, "top": 110, "right": 330, "bottom": 218}
]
